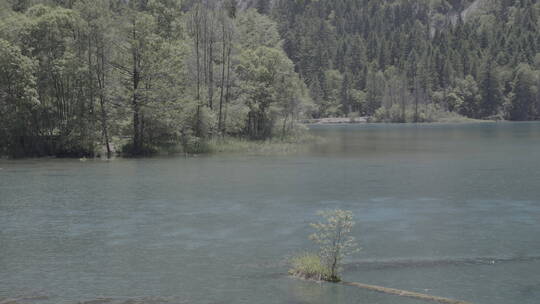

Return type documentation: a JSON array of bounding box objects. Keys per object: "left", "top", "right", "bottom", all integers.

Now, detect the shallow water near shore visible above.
[{"left": 1, "top": 122, "right": 540, "bottom": 304}]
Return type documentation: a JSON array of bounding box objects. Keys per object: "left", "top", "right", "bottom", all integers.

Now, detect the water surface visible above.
[{"left": 1, "top": 122, "right": 540, "bottom": 304}]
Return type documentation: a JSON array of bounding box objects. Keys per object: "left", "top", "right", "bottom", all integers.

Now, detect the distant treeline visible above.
[{"left": 1, "top": 0, "right": 539, "bottom": 157}]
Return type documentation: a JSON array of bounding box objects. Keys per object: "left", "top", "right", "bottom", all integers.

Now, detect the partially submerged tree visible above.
[
  {"left": 290, "top": 209, "right": 359, "bottom": 282},
  {"left": 310, "top": 209, "right": 359, "bottom": 282}
]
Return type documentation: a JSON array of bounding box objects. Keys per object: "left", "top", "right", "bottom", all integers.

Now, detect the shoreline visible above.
[
  {"left": 302, "top": 117, "right": 498, "bottom": 125},
  {"left": 1, "top": 120, "right": 534, "bottom": 160},
  {"left": 0, "top": 135, "right": 323, "bottom": 160}
]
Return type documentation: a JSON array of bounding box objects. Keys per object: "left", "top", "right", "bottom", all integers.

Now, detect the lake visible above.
[{"left": 1, "top": 122, "right": 540, "bottom": 304}]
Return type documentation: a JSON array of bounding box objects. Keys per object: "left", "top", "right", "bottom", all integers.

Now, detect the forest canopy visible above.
[
  {"left": 272, "top": 0, "right": 540, "bottom": 121},
  {"left": 0, "top": 0, "right": 312, "bottom": 157},
  {"left": 0, "top": 0, "right": 539, "bottom": 157}
]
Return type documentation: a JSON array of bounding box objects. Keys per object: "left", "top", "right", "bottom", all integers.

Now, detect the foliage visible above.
[
  {"left": 506, "top": 64, "right": 539, "bottom": 121},
  {"left": 0, "top": 1, "right": 312, "bottom": 157},
  {"left": 0, "top": 38, "right": 39, "bottom": 156},
  {"left": 236, "top": 45, "right": 299, "bottom": 139}
]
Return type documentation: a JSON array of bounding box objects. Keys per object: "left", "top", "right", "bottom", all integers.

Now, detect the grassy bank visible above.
[{"left": 371, "top": 104, "right": 496, "bottom": 123}]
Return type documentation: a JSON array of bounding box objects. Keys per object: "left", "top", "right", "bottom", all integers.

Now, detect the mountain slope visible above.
[{"left": 270, "top": 0, "right": 540, "bottom": 121}]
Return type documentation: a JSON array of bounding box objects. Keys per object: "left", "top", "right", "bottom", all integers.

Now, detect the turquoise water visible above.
[{"left": 1, "top": 122, "right": 540, "bottom": 304}]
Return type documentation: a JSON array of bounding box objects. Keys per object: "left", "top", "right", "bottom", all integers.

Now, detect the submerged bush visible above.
[{"left": 289, "top": 253, "right": 332, "bottom": 281}]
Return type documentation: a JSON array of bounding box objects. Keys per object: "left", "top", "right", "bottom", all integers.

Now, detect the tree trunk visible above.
[
  {"left": 99, "top": 94, "right": 111, "bottom": 158},
  {"left": 195, "top": 8, "right": 202, "bottom": 138},
  {"left": 208, "top": 33, "right": 214, "bottom": 110},
  {"left": 218, "top": 21, "right": 226, "bottom": 133},
  {"left": 281, "top": 114, "right": 288, "bottom": 140},
  {"left": 133, "top": 99, "right": 141, "bottom": 153},
  {"left": 132, "top": 30, "right": 142, "bottom": 154},
  {"left": 96, "top": 42, "right": 111, "bottom": 158},
  {"left": 223, "top": 39, "right": 232, "bottom": 136},
  {"left": 330, "top": 226, "right": 343, "bottom": 281}
]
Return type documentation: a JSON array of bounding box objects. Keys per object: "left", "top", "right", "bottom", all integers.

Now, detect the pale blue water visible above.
[{"left": 1, "top": 122, "right": 540, "bottom": 304}]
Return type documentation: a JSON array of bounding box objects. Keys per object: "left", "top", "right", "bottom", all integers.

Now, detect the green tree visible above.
[
  {"left": 236, "top": 46, "right": 297, "bottom": 139},
  {"left": 113, "top": 9, "right": 164, "bottom": 155},
  {"left": 365, "top": 69, "right": 385, "bottom": 116},
  {"left": 478, "top": 56, "right": 503, "bottom": 117},
  {"left": 453, "top": 75, "right": 481, "bottom": 118},
  {"left": 506, "top": 64, "right": 538, "bottom": 121},
  {"left": 22, "top": 4, "right": 95, "bottom": 155},
  {"left": 309, "top": 209, "right": 359, "bottom": 282},
  {"left": 0, "top": 39, "right": 38, "bottom": 156},
  {"left": 76, "top": 0, "right": 115, "bottom": 157},
  {"left": 321, "top": 69, "right": 343, "bottom": 117}
]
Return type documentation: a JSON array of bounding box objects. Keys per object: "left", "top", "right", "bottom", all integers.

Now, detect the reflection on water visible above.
[{"left": 1, "top": 122, "right": 540, "bottom": 304}]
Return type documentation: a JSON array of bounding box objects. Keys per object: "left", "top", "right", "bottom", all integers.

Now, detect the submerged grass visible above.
[
  {"left": 289, "top": 253, "right": 334, "bottom": 282},
  {"left": 432, "top": 111, "right": 492, "bottom": 123},
  {"left": 206, "top": 134, "right": 323, "bottom": 155}
]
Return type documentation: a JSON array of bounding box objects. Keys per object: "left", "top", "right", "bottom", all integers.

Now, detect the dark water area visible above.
[{"left": 1, "top": 122, "right": 540, "bottom": 304}]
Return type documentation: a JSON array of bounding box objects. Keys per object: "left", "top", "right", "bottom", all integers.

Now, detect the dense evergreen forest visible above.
[
  {"left": 0, "top": 0, "right": 539, "bottom": 157},
  {"left": 272, "top": 0, "right": 540, "bottom": 122}
]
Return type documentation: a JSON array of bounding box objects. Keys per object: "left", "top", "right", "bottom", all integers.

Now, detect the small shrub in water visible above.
[
  {"left": 289, "top": 253, "right": 332, "bottom": 281},
  {"left": 310, "top": 209, "right": 359, "bottom": 282},
  {"left": 290, "top": 209, "right": 359, "bottom": 282}
]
